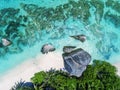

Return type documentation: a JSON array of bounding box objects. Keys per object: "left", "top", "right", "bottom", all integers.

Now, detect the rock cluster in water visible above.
[
  {"left": 62, "top": 48, "right": 91, "bottom": 77},
  {"left": 0, "top": 0, "right": 119, "bottom": 59}
]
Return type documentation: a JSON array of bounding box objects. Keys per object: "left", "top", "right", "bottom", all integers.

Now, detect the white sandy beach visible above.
[
  {"left": 0, "top": 52, "right": 64, "bottom": 90},
  {"left": 0, "top": 52, "right": 120, "bottom": 90},
  {"left": 113, "top": 63, "right": 120, "bottom": 76}
]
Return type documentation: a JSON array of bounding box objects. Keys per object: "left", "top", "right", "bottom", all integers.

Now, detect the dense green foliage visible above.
[
  {"left": 11, "top": 60, "right": 120, "bottom": 90},
  {"left": 31, "top": 60, "right": 120, "bottom": 90}
]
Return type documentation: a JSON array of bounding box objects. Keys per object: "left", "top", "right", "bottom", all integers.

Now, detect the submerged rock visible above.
[
  {"left": 63, "top": 46, "right": 76, "bottom": 53},
  {"left": 62, "top": 48, "right": 91, "bottom": 77},
  {"left": 41, "top": 43, "right": 55, "bottom": 54},
  {"left": 96, "top": 32, "right": 119, "bottom": 59},
  {"left": 70, "top": 34, "right": 86, "bottom": 42},
  {"left": 98, "top": 44, "right": 119, "bottom": 59}
]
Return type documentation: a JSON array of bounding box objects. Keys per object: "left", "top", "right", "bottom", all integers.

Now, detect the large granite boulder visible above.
[
  {"left": 62, "top": 48, "right": 91, "bottom": 77},
  {"left": 41, "top": 43, "right": 55, "bottom": 54},
  {"left": 70, "top": 34, "right": 86, "bottom": 42}
]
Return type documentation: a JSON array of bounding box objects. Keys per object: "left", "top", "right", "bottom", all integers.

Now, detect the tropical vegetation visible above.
[{"left": 11, "top": 60, "right": 120, "bottom": 90}]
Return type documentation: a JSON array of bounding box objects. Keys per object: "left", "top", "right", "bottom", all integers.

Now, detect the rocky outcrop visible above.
[
  {"left": 63, "top": 46, "right": 76, "bottom": 53},
  {"left": 70, "top": 34, "right": 86, "bottom": 42},
  {"left": 41, "top": 43, "right": 55, "bottom": 54},
  {"left": 62, "top": 48, "right": 91, "bottom": 77}
]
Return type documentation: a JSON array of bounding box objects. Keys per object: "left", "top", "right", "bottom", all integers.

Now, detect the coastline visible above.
[
  {"left": 0, "top": 0, "right": 120, "bottom": 89},
  {"left": 0, "top": 52, "right": 120, "bottom": 90},
  {"left": 0, "top": 52, "right": 64, "bottom": 90}
]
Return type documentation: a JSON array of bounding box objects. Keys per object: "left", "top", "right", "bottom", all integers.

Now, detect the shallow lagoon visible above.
[{"left": 0, "top": 0, "right": 120, "bottom": 76}]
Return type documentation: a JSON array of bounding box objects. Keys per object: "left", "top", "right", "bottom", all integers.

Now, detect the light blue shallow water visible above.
[{"left": 0, "top": 0, "right": 120, "bottom": 76}]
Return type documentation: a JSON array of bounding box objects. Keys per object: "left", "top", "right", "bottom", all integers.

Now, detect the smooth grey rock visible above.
[
  {"left": 63, "top": 46, "right": 76, "bottom": 53},
  {"left": 2, "top": 38, "right": 11, "bottom": 46},
  {"left": 62, "top": 48, "right": 91, "bottom": 77},
  {"left": 41, "top": 43, "right": 55, "bottom": 54},
  {"left": 70, "top": 34, "right": 86, "bottom": 42}
]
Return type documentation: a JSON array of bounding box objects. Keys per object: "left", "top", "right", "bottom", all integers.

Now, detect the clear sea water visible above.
[{"left": 0, "top": 0, "right": 120, "bottom": 76}]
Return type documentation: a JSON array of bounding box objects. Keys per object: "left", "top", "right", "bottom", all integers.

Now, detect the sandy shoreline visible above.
[
  {"left": 113, "top": 63, "right": 120, "bottom": 76},
  {"left": 0, "top": 52, "right": 120, "bottom": 90},
  {"left": 0, "top": 52, "right": 64, "bottom": 90}
]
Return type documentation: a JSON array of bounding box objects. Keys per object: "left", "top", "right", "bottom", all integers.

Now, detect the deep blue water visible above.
[{"left": 0, "top": 0, "right": 120, "bottom": 75}]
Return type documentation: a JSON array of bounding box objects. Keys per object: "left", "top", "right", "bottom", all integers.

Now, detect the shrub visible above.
[{"left": 31, "top": 60, "right": 120, "bottom": 90}]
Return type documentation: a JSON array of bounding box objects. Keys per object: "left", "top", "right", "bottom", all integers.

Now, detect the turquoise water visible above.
[{"left": 0, "top": 0, "right": 120, "bottom": 75}]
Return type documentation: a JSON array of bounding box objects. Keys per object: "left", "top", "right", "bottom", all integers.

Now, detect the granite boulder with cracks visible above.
[{"left": 62, "top": 48, "right": 91, "bottom": 77}]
